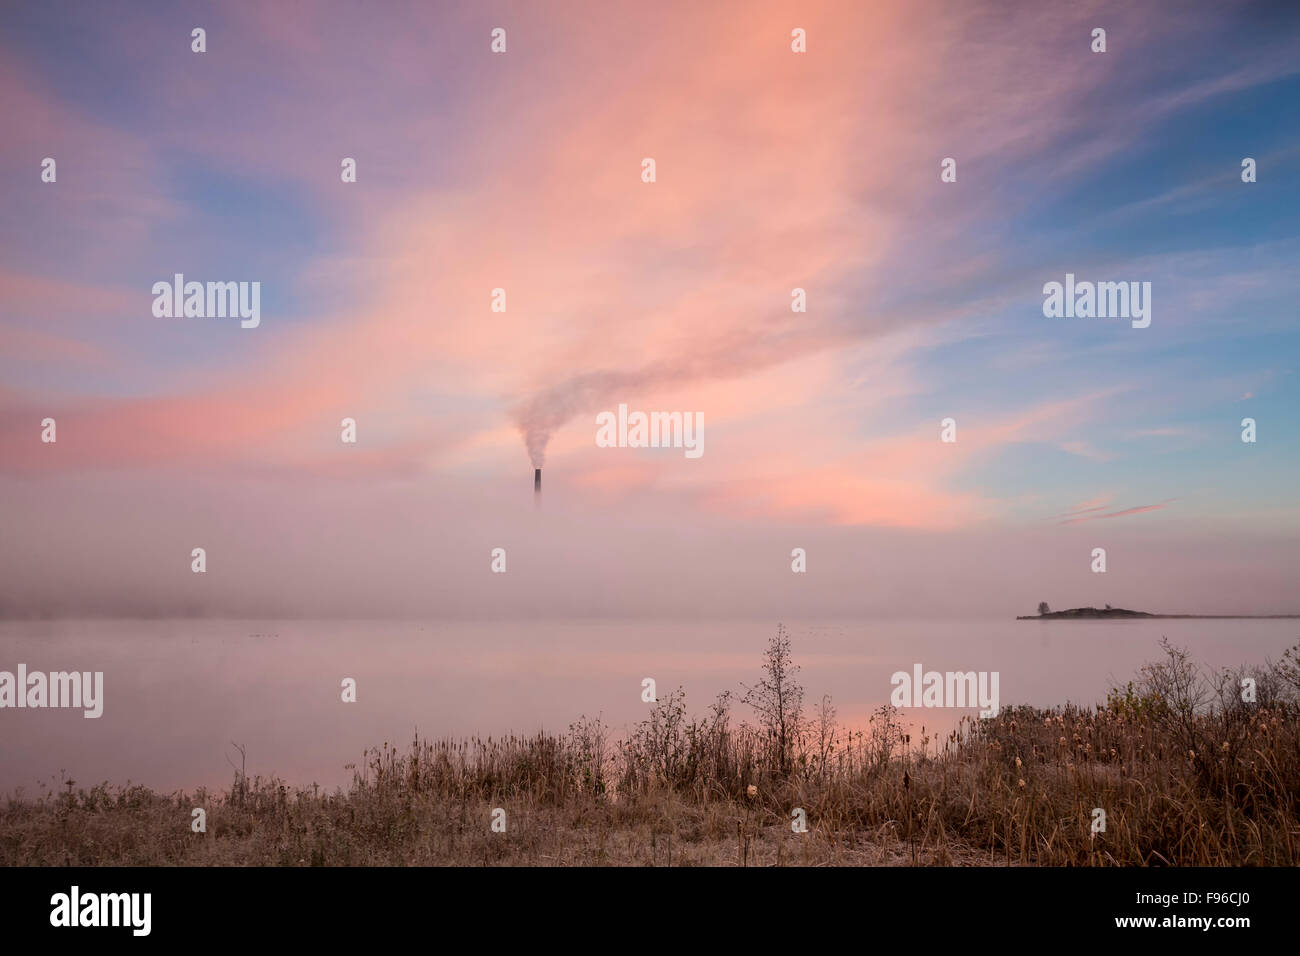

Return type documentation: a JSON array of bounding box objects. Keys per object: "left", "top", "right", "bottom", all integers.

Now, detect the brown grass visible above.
[{"left": 2, "top": 638, "right": 1298, "bottom": 866}]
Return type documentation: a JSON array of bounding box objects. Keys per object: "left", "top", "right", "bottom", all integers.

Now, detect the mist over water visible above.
[{"left": 1, "top": 617, "right": 1294, "bottom": 793}]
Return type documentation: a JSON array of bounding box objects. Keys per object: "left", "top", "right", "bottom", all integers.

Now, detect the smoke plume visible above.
[{"left": 510, "top": 320, "right": 866, "bottom": 467}]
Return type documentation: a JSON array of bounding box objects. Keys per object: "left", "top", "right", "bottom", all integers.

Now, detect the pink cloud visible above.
[
  {"left": 0, "top": 0, "right": 1188, "bottom": 537},
  {"left": 1057, "top": 503, "right": 1172, "bottom": 526}
]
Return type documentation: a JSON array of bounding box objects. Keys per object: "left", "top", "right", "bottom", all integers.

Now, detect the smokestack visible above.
[{"left": 534, "top": 468, "right": 541, "bottom": 496}]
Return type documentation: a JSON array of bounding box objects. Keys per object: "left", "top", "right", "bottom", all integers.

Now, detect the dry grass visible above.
[{"left": 2, "top": 638, "right": 1298, "bottom": 866}]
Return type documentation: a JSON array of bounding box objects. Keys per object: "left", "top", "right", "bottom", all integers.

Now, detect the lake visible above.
[{"left": 1, "top": 617, "right": 1295, "bottom": 793}]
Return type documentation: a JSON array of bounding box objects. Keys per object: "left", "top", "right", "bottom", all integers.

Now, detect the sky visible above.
[{"left": 1, "top": 0, "right": 1298, "bottom": 619}]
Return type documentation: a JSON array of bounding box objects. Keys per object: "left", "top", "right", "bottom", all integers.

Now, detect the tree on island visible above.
[{"left": 1038, "top": 602, "right": 1050, "bottom": 616}]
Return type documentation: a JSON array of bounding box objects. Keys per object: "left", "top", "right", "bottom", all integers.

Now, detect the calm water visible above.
[{"left": 1, "top": 618, "right": 1295, "bottom": 793}]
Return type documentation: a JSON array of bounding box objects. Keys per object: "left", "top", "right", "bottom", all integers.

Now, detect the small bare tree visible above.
[
  {"left": 742, "top": 624, "right": 804, "bottom": 775},
  {"left": 225, "top": 741, "right": 248, "bottom": 807},
  {"left": 866, "top": 703, "right": 905, "bottom": 773},
  {"left": 1037, "top": 601, "right": 1050, "bottom": 616},
  {"left": 813, "top": 694, "right": 837, "bottom": 777},
  {"left": 1136, "top": 637, "right": 1211, "bottom": 753},
  {"left": 1276, "top": 642, "right": 1300, "bottom": 699}
]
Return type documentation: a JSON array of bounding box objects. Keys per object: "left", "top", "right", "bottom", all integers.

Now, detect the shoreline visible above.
[{"left": 4, "top": 637, "right": 1298, "bottom": 867}]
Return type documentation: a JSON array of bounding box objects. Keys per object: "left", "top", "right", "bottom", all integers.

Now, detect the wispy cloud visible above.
[
  {"left": 1057, "top": 502, "right": 1175, "bottom": 526},
  {"left": 1054, "top": 497, "right": 1113, "bottom": 519}
]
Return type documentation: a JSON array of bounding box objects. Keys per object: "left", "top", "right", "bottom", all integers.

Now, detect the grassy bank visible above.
[{"left": 3, "top": 635, "right": 1298, "bottom": 866}]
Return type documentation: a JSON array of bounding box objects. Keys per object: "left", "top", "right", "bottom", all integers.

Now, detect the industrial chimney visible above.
[{"left": 534, "top": 468, "right": 541, "bottom": 496}]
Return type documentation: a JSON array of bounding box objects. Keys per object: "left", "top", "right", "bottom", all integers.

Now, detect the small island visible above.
[
  {"left": 1017, "top": 604, "right": 1152, "bottom": 620},
  {"left": 1018, "top": 602, "right": 1300, "bottom": 620}
]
